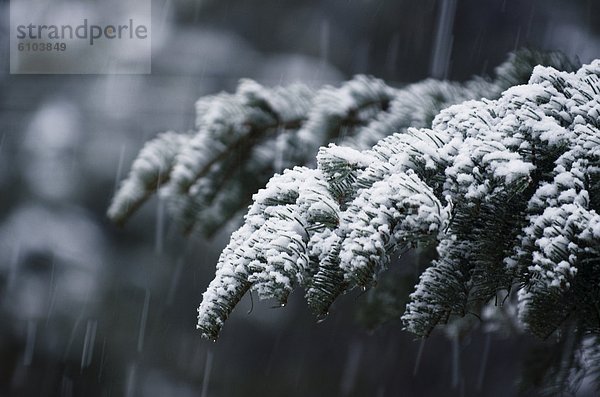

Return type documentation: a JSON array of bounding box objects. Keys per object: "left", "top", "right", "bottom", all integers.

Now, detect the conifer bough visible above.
[
  {"left": 110, "top": 50, "right": 600, "bottom": 391},
  {"left": 108, "top": 50, "right": 574, "bottom": 236},
  {"left": 193, "top": 59, "right": 600, "bottom": 343}
]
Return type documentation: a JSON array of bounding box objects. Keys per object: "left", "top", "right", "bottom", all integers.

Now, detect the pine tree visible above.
[{"left": 109, "top": 50, "right": 600, "bottom": 393}]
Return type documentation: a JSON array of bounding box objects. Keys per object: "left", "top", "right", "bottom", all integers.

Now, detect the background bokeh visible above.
[{"left": 1, "top": 0, "right": 599, "bottom": 396}]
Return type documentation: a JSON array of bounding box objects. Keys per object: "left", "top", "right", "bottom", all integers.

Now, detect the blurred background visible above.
[{"left": 0, "top": 0, "right": 599, "bottom": 396}]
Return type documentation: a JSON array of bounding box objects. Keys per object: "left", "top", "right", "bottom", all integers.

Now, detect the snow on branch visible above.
[
  {"left": 197, "top": 60, "right": 600, "bottom": 344},
  {"left": 107, "top": 131, "right": 188, "bottom": 224},
  {"left": 108, "top": 50, "right": 575, "bottom": 236}
]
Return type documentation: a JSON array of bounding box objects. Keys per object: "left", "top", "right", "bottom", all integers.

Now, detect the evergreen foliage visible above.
[
  {"left": 194, "top": 59, "right": 600, "bottom": 391},
  {"left": 108, "top": 50, "right": 574, "bottom": 235},
  {"left": 108, "top": 50, "right": 600, "bottom": 393}
]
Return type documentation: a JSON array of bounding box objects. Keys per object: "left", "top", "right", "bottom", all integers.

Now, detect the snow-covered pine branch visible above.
[
  {"left": 108, "top": 50, "right": 576, "bottom": 236},
  {"left": 197, "top": 60, "right": 600, "bottom": 350}
]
